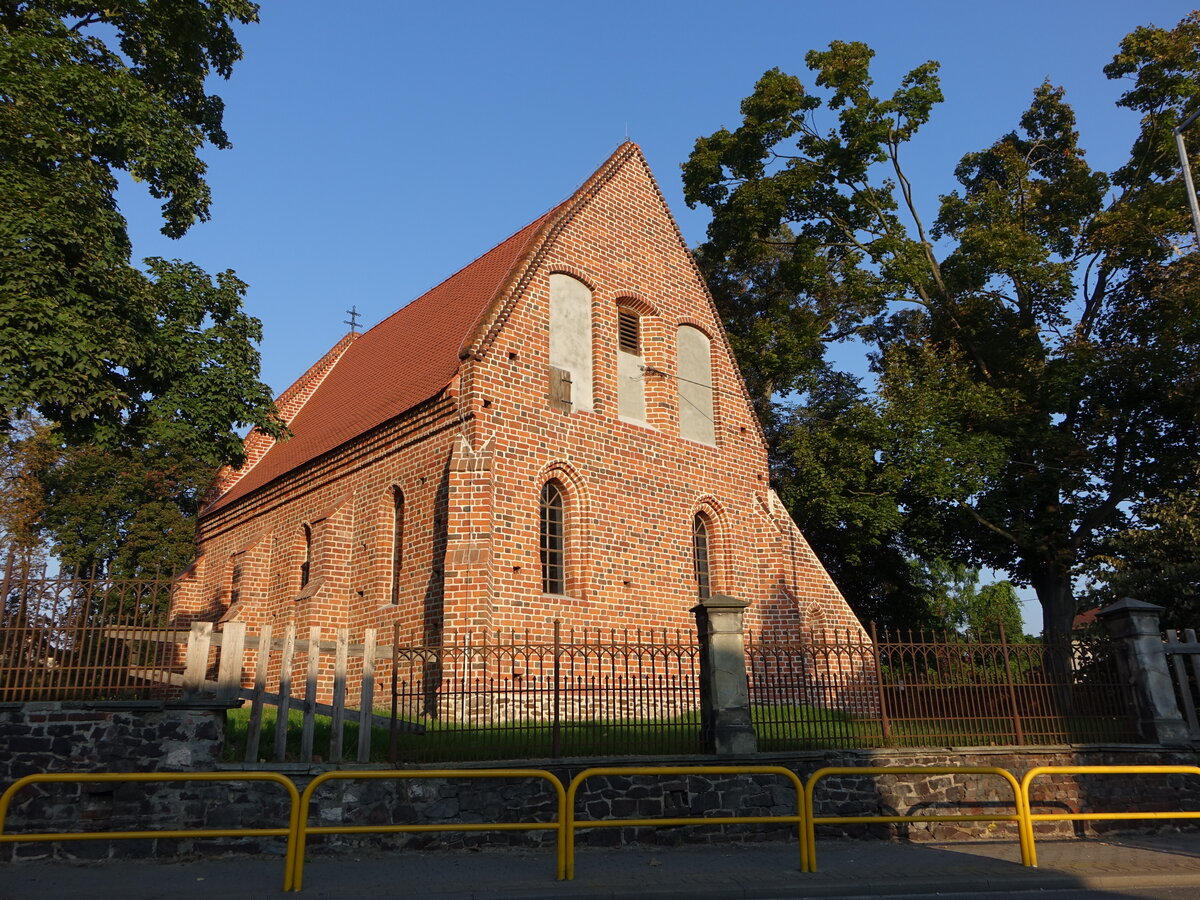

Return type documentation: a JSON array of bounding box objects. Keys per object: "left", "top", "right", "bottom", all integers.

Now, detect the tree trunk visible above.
[
  {"left": 1033, "top": 571, "right": 1076, "bottom": 646},
  {"left": 1031, "top": 569, "right": 1076, "bottom": 711}
]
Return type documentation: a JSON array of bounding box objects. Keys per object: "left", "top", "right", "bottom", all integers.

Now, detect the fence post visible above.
[
  {"left": 216, "top": 621, "right": 246, "bottom": 702},
  {"left": 998, "top": 621, "right": 1026, "bottom": 745},
  {"left": 869, "top": 622, "right": 892, "bottom": 742},
  {"left": 691, "top": 594, "right": 757, "bottom": 755},
  {"left": 245, "top": 622, "right": 272, "bottom": 764},
  {"left": 389, "top": 622, "right": 399, "bottom": 765},
  {"left": 357, "top": 627, "right": 376, "bottom": 764},
  {"left": 552, "top": 618, "right": 562, "bottom": 758},
  {"left": 182, "top": 621, "right": 213, "bottom": 700},
  {"left": 1098, "top": 598, "right": 1189, "bottom": 746}
]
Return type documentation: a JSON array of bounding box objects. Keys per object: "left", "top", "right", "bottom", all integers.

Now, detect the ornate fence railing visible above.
[
  {"left": 0, "top": 569, "right": 1145, "bottom": 758},
  {"left": 745, "top": 625, "right": 1138, "bottom": 748},
  {"left": 387, "top": 621, "right": 704, "bottom": 762},
  {"left": 0, "top": 570, "right": 181, "bottom": 702}
]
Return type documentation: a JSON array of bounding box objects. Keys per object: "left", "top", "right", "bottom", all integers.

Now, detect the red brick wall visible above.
[
  {"left": 173, "top": 145, "right": 865, "bottom": 700},
  {"left": 445, "top": 147, "right": 860, "bottom": 642}
]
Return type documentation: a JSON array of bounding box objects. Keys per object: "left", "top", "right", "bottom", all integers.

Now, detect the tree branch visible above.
[
  {"left": 887, "top": 135, "right": 947, "bottom": 297},
  {"left": 958, "top": 499, "right": 1021, "bottom": 546}
]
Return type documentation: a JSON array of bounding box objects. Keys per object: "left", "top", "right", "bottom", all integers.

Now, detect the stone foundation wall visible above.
[
  {"left": 0, "top": 702, "right": 226, "bottom": 783},
  {"left": 1, "top": 702, "right": 1197, "bottom": 862}
]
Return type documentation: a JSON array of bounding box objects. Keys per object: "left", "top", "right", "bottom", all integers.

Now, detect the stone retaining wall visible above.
[{"left": 1, "top": 702, "right": 1197, "bottom": 862}]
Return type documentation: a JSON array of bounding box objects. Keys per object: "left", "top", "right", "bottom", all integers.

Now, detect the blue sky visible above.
[{"left": 116, "top": 0, "right": 1195, "bottom": 632}]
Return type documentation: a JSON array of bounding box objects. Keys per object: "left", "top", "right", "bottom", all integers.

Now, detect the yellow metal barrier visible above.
[
  {"left": 291, "top": 768, "right": 567, "bottom": 891},
  {"left": 804, "top": 766, "right": 1031, "bottom": 872},
  {"left": 564, "top": 765, "right": 807, "bottom": 880},
  {"left": 1020, "top": 765, "right": 1200, "bottom": 867},
  {"left": 0, "top": 771, "right": 301, "bottom": 890}
]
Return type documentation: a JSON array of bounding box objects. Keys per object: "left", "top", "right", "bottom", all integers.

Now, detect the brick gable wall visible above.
[
  {"left": 172, "top": 145, "right": 864, "bottom": 702},
  {"left": 445, "top": 148, "right": 860, "bottom": 642}
]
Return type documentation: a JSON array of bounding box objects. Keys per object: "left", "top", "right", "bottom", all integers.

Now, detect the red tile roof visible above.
[{"left": 207, "top": 205, "right": 561, "bottom": 512}]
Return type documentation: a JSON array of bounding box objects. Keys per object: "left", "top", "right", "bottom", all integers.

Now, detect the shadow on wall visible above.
[{"left": 420, "top": 458, "right": 450, "bottom": 717}]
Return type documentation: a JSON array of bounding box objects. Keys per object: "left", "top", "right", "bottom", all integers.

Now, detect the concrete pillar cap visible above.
[
  {"left": 1096, "top": 597, "right": 1166, "bottom": 617},
  {"left": 690, "top": 594, "right": 749, "bottom": 615}
]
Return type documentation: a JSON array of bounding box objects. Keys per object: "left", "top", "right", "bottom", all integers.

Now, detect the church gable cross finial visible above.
[{"left": 345, "top": 305, "right": 361, "bottom": 334}]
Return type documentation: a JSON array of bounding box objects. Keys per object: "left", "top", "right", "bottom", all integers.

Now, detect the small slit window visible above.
[
  {"left": 390, "top": 487, "right": 405, "bottom": 605},
  {"left": 540, "top": 481, "right": 566, "bottom": 595},
  {"left": 229, "top": 555, "right": 243, "bottom": 607},
  {"left": 299, "top": 524, "right": 312, "bottom": 589},
  {"left": 693, "top": 514, "right": 712, "bottom": 600},
  {"left": 618, "top": 309, "right": 640, "bottom": 354}
]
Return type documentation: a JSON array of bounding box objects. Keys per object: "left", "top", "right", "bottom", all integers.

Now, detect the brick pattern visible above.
[{"left": 173, "top": 144, "right": 866, "bottom": 696}]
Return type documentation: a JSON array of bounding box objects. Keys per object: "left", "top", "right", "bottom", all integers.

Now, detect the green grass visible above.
[{"left": 223, "top": 704, "right": 1135, "bottom": 764}]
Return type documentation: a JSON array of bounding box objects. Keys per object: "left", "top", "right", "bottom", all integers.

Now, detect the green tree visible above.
[
  {"left": 684, "top": 13, "right": 1200, "bottom": 645},
  {"left": 0, "top": 1, "right": 283, "bottom": 465},
  {"left": 38, "top": 440, "right": 206, "bottom": 578},
  {"left": 919, "top": 560, "right": 1025, "bottom": 640},
  {"left": 1087, "top": 481, "right": 1200, "bottom": 628},
  {"left": 0, "top": 415, "right": 55, "bottom": 570}
]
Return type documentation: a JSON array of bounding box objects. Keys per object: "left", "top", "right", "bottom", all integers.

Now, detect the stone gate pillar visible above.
[
  {"left": 692, "top": 594, "right": 757, "bottom": 755},
  {"left": 1097, "top": 598, "right": 1189, "bottom": 746}
]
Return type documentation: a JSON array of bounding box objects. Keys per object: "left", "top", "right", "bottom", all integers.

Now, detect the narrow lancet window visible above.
[
  {"left": 540, "top": 481, "right": 566, "bottom": 595},
  {"left": 693, "top": 514, "right": 712, "bottom": 600},
  {"left": 390, "top": 488, "right": 405, "bottom": 605},
  {"left": 299, "top": 524, "right": 312, "bottom": 589}
]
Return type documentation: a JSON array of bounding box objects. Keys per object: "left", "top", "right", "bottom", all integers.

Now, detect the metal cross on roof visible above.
[{"left": 345, "top": 305, "right": 361, "bottom": 333}]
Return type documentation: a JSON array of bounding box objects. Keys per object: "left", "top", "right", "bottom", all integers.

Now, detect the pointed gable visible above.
[{"left": 205, "top": 141, "right": 763, "bottom": 515}]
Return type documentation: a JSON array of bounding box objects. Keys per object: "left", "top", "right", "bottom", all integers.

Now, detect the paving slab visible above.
[{"left": 3, "top": 834, "right": 1200, "bottom": 899}]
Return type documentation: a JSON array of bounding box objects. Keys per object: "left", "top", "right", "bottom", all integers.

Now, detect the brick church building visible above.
[{"left": 170, "top": 142, "right": 865, "bottom": 652}]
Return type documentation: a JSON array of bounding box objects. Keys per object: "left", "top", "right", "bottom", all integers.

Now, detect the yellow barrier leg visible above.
[{"left": 292, "top": 791, "right": 314, "bottom": 892}]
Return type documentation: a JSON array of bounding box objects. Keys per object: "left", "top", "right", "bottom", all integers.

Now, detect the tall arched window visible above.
[
  {"left": 390, "top": 487, "right": 405, "bottom": 605},
  {"left": 299, "top": 524, "right": 312, "bottom": 589},
  {"left": 677, "top": 325, "right": 715, "bottom": 444},
  {"left": 540, "top": 481, "right": 566, "bottom": 595},
  {"left": 692, "top": 514, "right": 712, "bottom": 600},
  {"left": 549, "top": 273, "right": 593, "bottom": 413}
]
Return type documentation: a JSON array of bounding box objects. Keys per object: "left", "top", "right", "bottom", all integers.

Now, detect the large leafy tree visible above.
[
  {"left": 0, "top": 1, "right": 283, "bottom": 466},
  {"left": 684, "top": 12, "right": 1200, "bottom": 644},
  {"left": 1, "top": 3, "right": 286, "bottom": 575}
]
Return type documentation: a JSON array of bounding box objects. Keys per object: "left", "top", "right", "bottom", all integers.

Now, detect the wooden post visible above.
[
  {"left": 300, "top": 625, "right": 320, "bottom": 762},
  {"left": 182, "top": 621, "right": 213, "bottom": 700},
  {"left": 245, "top": 622, "right": 272, "bottom": 764},
  {"left": 274, "top": 623, "right": 297, "bottom": 762},
  {"left": 330, "top": 629, "right": 349, "bottom": 763},
  {"left": 217, "top": 622, "right": 246, "bottom": 702},
  {"left": 357, "top": 628, "right": 376, "bottom": 763}
]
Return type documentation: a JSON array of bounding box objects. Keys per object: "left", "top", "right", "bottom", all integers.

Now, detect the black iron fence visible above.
[
  {"left": 386, "top": 621, "right": 703, "bottom": 763},
  {"left": 746, "top": 625, "right": 1139, "bottom": 749},
  {"left": 0, "top": 570, "right": 180, "bottom": 702},
  {"left": 0, "top": 569, "right": 1145, "bottom": 757}
]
